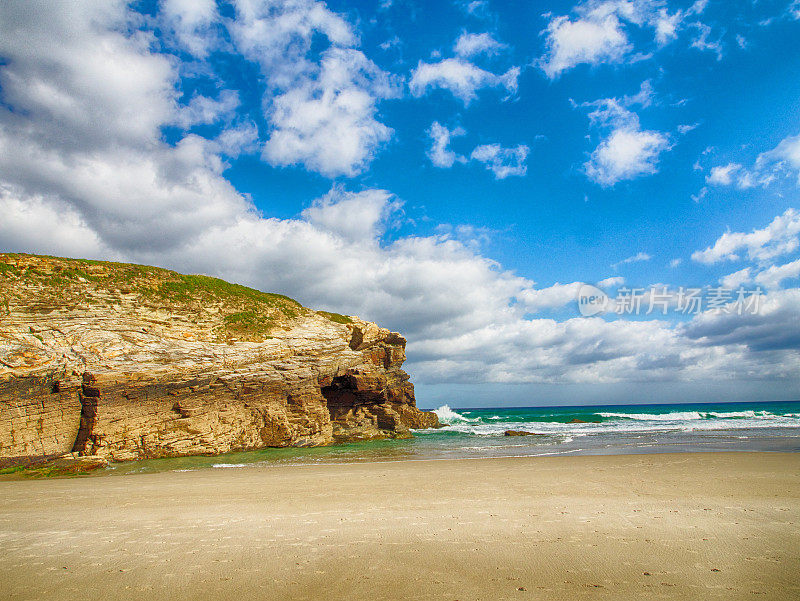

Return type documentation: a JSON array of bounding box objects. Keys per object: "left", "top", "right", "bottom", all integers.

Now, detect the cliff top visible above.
[{"left": 0, "top": 253, "right": 352, "bottom": 343}]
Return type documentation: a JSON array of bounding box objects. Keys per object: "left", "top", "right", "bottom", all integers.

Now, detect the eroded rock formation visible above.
[{"left": 0, "top": 254, "right": 438, "bottom": 463}]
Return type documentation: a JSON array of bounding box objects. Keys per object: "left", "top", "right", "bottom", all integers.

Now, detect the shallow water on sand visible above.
[{"left": 105, "top": 400, "right": 800, "bottom": 476}]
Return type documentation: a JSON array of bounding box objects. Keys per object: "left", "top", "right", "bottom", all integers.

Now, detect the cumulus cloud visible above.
[
  {"left": 1, "top": 1, "right": 798, "bottom": 390},
  {"left": 173, "top": 90, "right": 241, "bottom": 129},
  {"left": 0, "top": 1, "right": 177, "bottom": 152},
  {"left": 427, "top": 122, "right": 467, "bottom": 168},
  {"left": 229, "top": 0, "right": 397, "bottom": 177},
  {"left": 469, "top": 143, "right": 529, "bottom": 179},
  {"left": 598, "top": 276, "right": 625, "bottom": 288},
  {"left": 539, "top": 9, "right": 630, "bottom": 79},
  {"left": 538, "top": 0, "right": 712, "bottom": 79},
  {"left": 580, "top": 86, "right": 672, "bottom": 186},
  {"left": 410, "top": 58, "right": 519, "bottom": 105},
  {"left": 586, "top": 128, "right": 671, "bottom": 186},
  {"left": 754, "top": 259, "right": 800, "bottom": 290},
  {"left": 301, "top": 187, "right": 401, "bottom": 243},
  {"left": 706, "top": 163, "right": 740, "bottom": 186},
  {"left": 682, "top": 289, "right": 800, "bottom": 353},
  {"left": 757, "top": 133, "right": 800, "bottom": 185},
  {"left": 720, "top": 267, "right": 752, "bottom": 289},
  {"left": 702, "top": 133, "right": 800, "bottom": 194},
  {"left": 425, "top": 123, "right": 527, "bottom": 178},
  {"left": 691, "top": 208, "right": 800, "bottom": 265},
  {"left": 261, "top": 48, "right": 400, "bottom": 177},
  {"left": 454, "top": 32, "right": 507, "bottom": 57},
  {"left": 705, "top": 161, "right": 764, "bottom": 190},
  {"left": 161, "top": 0, "right": 220, "bottom": 57},
  {"left": 517, "top": 282, "right": 584, "bottom": 312}
]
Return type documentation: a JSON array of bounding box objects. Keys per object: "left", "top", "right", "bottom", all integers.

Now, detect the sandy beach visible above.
[{"left": 0, "top": 452, "right": 798, "bottom": 601}]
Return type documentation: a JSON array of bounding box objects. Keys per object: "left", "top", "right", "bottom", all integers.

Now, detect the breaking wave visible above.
[{"left": 433, "top": 405, "right": 479, "bottom": 423}]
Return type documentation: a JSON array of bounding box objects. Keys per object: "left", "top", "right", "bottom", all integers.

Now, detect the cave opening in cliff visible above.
[{"left": 320, "top": 376, "right": 358, "bottom": 423}]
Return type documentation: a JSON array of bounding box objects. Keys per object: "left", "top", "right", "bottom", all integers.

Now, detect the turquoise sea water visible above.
[{"left": 107, "top": 400, "right": 800, "bottom": 476}]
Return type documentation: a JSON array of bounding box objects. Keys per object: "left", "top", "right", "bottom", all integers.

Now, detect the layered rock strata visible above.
[{"left": 0, "top": 254, "right": 438, "bottom": 463}]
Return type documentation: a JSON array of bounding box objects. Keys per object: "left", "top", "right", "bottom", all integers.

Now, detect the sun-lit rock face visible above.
[{"left": 0, "top": 254, "right": 438, "bottom": 462}]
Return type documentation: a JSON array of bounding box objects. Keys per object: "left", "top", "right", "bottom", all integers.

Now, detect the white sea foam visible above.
[
  {"left": 433, "top": 405, "right": 478, "bottom": 423},
  {"left": 707, "top": 411, "right": 763, "bottom": 418},
  {"left": 598, "top": 411, "right": 705, "bottom": 421},
  {"left": 431, "top": 411, "right": 800, "bottom": 437}
]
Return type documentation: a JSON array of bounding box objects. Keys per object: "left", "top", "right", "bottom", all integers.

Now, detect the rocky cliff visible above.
[{"left": 0, "top": 254, "right": 438, "bottom": 464}]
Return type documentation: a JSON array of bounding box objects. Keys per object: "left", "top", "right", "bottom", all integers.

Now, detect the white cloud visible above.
[
  {"left": 427, "top": 123, "right": 527, "bottom": 178},
  {"left": 586, "top": 128, "right": 671, "bottom": 186},
  {"left": 517, "top": 282, "right": 584, "bottom": 312},
  {"left": 706, "top": 163, "right": 740, "bottom": 185},
  {"left": 0, "top": 186, "right": 111, "bottom": 260},
  {"left": 301, "top": 187, "right": 400, "bottom": 243},
  {"left": 692, "top": 209, "right": 800, "bottom": 265},
  {"left": 612, "top": 251, "right": 651, "bottom": 268},
  {"left": 261, "top": 48, "right": 400, "bottom": 177},
  {"left": 691, "top": 187, "right": 708, "bottom": 203},
  {"left": 2, "top": 1, "right": 799, "bottom": 391},
  {"left": 427, "top": 122, "right": 467, "bottom": 168},
  {"left": 598, "top": 276, "right": 625, "bottom": 288},
  {"left": 173, "top": 90, "right": 241, "bottom": 128},
  {"left": 689, "top": 22, "right": 722, "bottom": 60},
  {"left": 458, "top": 1, "right": 492, "bottom": 19},
  {"left": 755, "top": 259, "right": 800, "bottom": 290},
  {"left": 701, "top": 133, "right": 800, "bottom": 194},
  {"left": 704, "top": 162, "right": 757, "bottom": 189},
  {"left": 409, "top": 58, "right": 519, "bottom": 105},
  {"left": 0, "top": 1, "right": 177, "bottom": 152},
  {"left": 669, "top": 258, "right": 682, "bottom": 268},
  {"left": 470, "top": 143, "right": 529, "bottom": 179},
  {"left": 229, "top": 0, "right": 396, "bottom": 177},
  {"left": 538, "top": 0, "right": 713, "bottom": 78},
  {"left": 681, "top": 288, "right": 800, "bottom": 355},
  {"left": 720, "top": 267, "right": 752, "bottom": 289},
  {"left": 757, "top": 133, "right": 800, "bottom": 185},
  {"left": 581, "top": 86, "right": 672, "bottom": 186},
  {"left": 161, "top": 0, "right": 220, "bottom": 57},
  {"left": 454, "top": 32, "right": 507, "bottom": 57},
  {"left": 539, "top": 11, "right": 630, "bottom": 79}
]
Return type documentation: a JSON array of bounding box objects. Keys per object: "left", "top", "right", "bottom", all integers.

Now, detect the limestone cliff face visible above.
[{"left": 0, "top": 254, "right": 438, "bottom": 462}]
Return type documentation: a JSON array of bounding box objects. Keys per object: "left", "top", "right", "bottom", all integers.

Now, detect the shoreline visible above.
[
  {"left": 3, "top": 440, "right": 799, "bottom": 481},
  {"left": 1, "top": 452, "right": 799, "bottom": 600}
]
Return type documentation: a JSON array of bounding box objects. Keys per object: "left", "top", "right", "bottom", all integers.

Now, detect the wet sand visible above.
[{"left": 0, "top": 452, "right": 798, "bottom": 600}]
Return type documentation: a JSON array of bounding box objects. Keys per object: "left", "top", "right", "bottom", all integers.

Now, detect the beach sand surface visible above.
[{"left": 0, "top": 452, "right": 798, "bottom": 601}]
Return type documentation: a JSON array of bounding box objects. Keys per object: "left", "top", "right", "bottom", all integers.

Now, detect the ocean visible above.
[{"left": 107, "top": 400, "right": 800, "bottom": 476}]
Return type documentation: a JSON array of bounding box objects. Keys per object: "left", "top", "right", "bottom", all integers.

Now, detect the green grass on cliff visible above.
[
  {"left": 316, "top": 310, "right": 353, "bottom": 324},
  {"left": 0, "top": 253, "right": 354, "bottom": 339}
]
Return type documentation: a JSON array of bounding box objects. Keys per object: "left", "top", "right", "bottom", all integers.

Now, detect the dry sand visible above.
[{"left": 0, "top": 452, "right": 798, "bottom": 601}]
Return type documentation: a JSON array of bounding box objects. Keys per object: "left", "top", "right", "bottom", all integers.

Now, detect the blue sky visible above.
[{"left": 1, "top": 1, "right": 800, "bottom": 406}]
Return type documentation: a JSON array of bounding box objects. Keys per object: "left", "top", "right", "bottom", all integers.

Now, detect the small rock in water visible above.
[{"left": 504, "top": 430, "right": 543, "bottom": 437}]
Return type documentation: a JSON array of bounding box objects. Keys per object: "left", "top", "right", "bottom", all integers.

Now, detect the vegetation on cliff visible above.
[
  {"left": 0, "top": 253, "right": 350, "bottom": 342},
  {"left": 0, "top": 253, "right": 439, "bottom": 465}
]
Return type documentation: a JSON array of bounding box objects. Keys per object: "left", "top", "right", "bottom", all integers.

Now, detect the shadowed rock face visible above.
[{"left": 0, "top": 254, "right": 438, "bottom": 462}]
